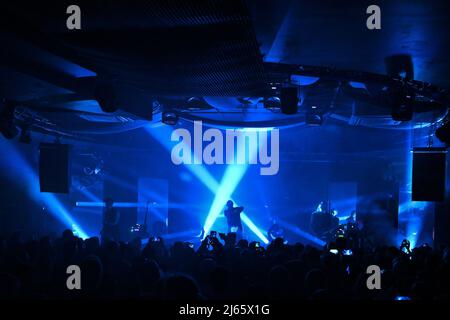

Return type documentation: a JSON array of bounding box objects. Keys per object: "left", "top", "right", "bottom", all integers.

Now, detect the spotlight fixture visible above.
[
  {"left": 186, "top": 97, "right": 212, "bottom": 110},
  {"left": 162, "top": 110, "right": 179, "bottom": 125},
  {"left": 306, "top": 114, "right": 323, "bottom": 126},
  {"left": 264, "top": 83, "right": 298, "bottom": 112},
  {"left": 263, "top": 96, "right": 281, "bottom": 110},
  {"left": 305, "top": 105, "right": 323, "bottom": 125}
]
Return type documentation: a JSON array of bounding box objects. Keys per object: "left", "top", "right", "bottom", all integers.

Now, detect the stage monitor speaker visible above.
[
  {"left": 412, "top": 147, "right": 447, "bottom": 201},
  {"left": 39, "top": 143, "right": 70, "bottom": 193},
  {"left": 280, "top": 87, "right": 298, "bottom": 115}
]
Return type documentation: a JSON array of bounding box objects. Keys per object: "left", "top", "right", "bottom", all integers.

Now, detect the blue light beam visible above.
[
  {"left": 0, "top": 140, "right": 88, "bottom": 239},
  {"left": 145, "top": 125, "right": 270, "bottom": 244}
]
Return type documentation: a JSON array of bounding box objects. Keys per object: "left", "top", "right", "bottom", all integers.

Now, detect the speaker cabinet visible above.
[
  {"left": 412, "top": 148, "right": 447, "bottom": 201},
  {"left": 280, "top": 87, "right": 298, "bottom": 115},
  {"left": 39, "top": 143, "right": 70, "bottom": 193}
]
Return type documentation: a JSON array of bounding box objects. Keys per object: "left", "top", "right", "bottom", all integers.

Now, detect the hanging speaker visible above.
[
  {"left": 412, "top": 147, "right": 447, "bottom": 201},
  {"left": 280, "top": 87, "right": 298, "bottom": 115},
  {"left": 385, "top": 54, "right": 414, "bottom": 80},
  {"left": 39, "top": 143, "right": 71, "bottom": 193}
]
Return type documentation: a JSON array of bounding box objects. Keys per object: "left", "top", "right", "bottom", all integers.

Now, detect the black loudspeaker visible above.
[
  {"left": 385, "top": 54, "right": 414, "bottom": 80},
  {"left": 412, "top": 148, "right": 447, "bottom": 201},
  {"left": 39, "top": 143, "right": 70, "bottom": 193},
  {"left": 280, "top": 87, "right": 298, "bottom": 115}
]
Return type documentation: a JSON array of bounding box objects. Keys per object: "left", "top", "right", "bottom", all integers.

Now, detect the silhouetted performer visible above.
[
  {"left": 330, "top": 209, "right": 340, "bottom": 230},
  {"left": 101, "top": 198, "right": 120, "bottom": 242},
  {"left": 310, "top": 201, "right": 339, "bottom": 239},
  {"left": 267, "top": 222, "right": 285, "bottom": 241},
  {"left": 224, "top": 200, "right": 244, "bottom": 236}
]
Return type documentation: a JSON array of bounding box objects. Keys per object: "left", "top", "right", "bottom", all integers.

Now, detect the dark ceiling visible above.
[
  {"left": 0, "top": 0, "right": 449, "bottom": 144},
  {"left": 249, "top": 0, "right": 450, "bottom": 86}
]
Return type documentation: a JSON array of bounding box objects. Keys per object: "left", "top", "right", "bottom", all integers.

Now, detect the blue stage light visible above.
[
  {"left": 49, "top": 56, "right": 96, "bottom": 78},
  {"left": 145, "top": 125, "right": 270, "bottom": 244},
  {"left": 399, "top": 131, "right": 427, "bottom": 249},
  {"left": 290, "top": 75, "right": 320, "bottom": 86},
  {"left": 202, "top": 128, "right": 268, "bottom": 242},
  {"left": 202, "top": 127, "right": 259, "bottom": 236},
  {"left": 277, "top": 219, "right": 326, "bottom": 247},
  {"left": 264, "top": 5, "right": 295, "bottom": 64},
  {"left": 78, "top": 188, "right": 102, "bottom": 202},
  {"left": 145, "top": 126, "right": 220, "bottom": 192},
  {"left": 241, "top": 213, "right": 269, "bottom": 244},
  {"left": 203, "top": 163, "right": 249, "bottom": 236},
  {"left": 348, "top": 81, "right": 367, "bottom": 90},
  {"left": 104, "top": 174, "right": 140, "bottom": 193},
  {"left": 76, "top": 201, "right": 105, "bottom": 207},
  {"left": 0, "top": 140, "right": 88, "bottom": 239},
  {"left": 42, "top": 193, "right": 89, "bottom": 239}
]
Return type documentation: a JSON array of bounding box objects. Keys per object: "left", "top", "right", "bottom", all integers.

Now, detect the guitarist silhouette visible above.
[{"left": 101, "top": 197, "right": 120, "bottom": 241}]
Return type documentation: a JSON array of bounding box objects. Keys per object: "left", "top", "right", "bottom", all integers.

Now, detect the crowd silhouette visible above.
[{"left": 0, "top": 230, "right": 449, "bottom": 300}]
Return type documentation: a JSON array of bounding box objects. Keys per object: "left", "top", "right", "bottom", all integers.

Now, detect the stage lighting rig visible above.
[
  {"left": 162, "top": 110, "right": 179, "bottom": 125},
  {"left": 305, "top": 105, "right": 323, "bottom": 126},
  {"left": 263, "top": 96, "right": 281, "bottom": 111},
  {"left": 264, "top": 62, "right": 448, "bottom": 125},
  {"left": 263, "top": 85, "right": 299, "bottom": 115}
]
